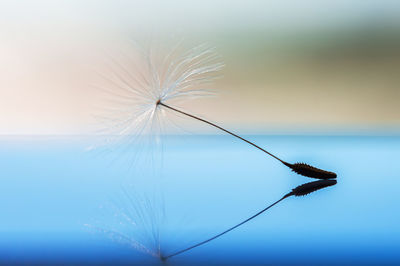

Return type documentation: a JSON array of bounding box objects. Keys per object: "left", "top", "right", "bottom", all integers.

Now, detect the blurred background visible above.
[
  {"left": 1, "top": 1, "right": 400, "bottom": 265},
  {"left": 1, "top": 0, "right": 399, "bottom": 135}
]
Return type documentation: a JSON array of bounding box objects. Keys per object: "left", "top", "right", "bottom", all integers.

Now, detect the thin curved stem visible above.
[
  {"left": 158, "top": 102, "right": 285, "bottom": 164},
  {"left": 162, "top": 194, "right": 290, "bottom": 260}
]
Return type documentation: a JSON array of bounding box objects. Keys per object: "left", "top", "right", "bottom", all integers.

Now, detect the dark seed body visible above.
[
  {"left": 289, "top": 179, "right": 337, "bottom": 197},
  {"left": 285, "top": 162, "right": 337, "bottom": 179}
]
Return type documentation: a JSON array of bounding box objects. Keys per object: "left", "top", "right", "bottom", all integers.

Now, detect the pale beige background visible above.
[{"left": 1, "top": 0, "right": 399, "bottom": 134}]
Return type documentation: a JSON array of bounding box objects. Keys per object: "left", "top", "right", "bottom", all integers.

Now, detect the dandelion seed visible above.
[{"left": 95, "top": 40, "right": 336, "bottom": 179}]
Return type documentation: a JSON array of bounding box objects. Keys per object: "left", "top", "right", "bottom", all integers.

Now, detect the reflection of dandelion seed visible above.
[
  {"left": 86, "top": 188, "right": 166, "bottom": 259},
  {"left": 162, "top": 179, "right": 337, "bottom": 260}
]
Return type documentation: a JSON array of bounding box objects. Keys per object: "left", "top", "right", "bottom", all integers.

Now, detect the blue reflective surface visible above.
[{"left": 0, "top": 135, "right": 399, "bottom": 264}]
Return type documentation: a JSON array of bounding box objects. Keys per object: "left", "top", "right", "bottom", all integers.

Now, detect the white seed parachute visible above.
[{"left": 93, "top": 42, "right": 223, "bottom": 146}]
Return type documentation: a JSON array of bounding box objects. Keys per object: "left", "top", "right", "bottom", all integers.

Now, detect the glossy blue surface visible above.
[{"left": 1, "top": 135, "right": 399, "bottom": 264}]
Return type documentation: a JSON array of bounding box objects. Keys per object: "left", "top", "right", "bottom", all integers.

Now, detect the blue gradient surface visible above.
[{"left": 1, "top": 135, "right": 399, "bottom": 264}]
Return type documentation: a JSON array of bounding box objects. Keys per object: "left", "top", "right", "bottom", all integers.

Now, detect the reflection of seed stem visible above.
[
  {"left": 161, "top": 179, "right": 336, "bottom": 261},
  {"left": 162, "top": 196, "right": 286, "bottom": 261},
  {"left": 158, "top": 101, "right": 337, "bottom": 179}
]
